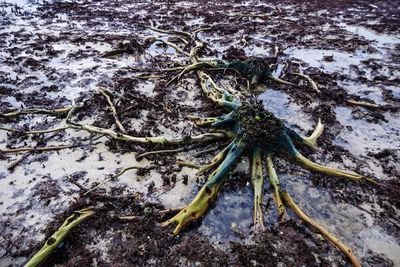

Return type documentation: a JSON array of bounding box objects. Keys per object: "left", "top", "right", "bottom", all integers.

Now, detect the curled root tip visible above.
[{"left": 173, "top": 223, "right": 183, "bottom": 236}]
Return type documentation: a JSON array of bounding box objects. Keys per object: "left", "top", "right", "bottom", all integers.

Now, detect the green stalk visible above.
[
  {"left": 24, "top": 208, "right": 94, "bottom": 267},
  {"left": 198, "top": 140, "right": 234, "bottom": 174},
  {"left": 285, "top": 119, "right": 324, "bottom": 149},
  {"left": 162, "top": 140, "right": 245, "bottom": 235}
]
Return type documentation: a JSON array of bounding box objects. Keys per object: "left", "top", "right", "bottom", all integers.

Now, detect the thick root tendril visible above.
[
  {"left": 161, "top": 183, "right": 221, "bottom": 235},
  {"left": 251, "top": 148, "right": 265, "bottom": 231},
  {"left": 198, "top": 141, "right": 234, "bottom": 175},
  {"left": 303, "top": 119, "right": 324, "bottom": 148},
  {"left": 162, "top": 140, "right": 245, "bottom": 235},
  {"left": 295, "top": 152, "right": 372, "bottom": 183},
  {"left": 281, "top": 191, "right": 361, "bottom": 267},
  {"left": 266, "top": 155, "right": 286, "bottom": 222},
  {"left": 24, "top": 208, "right": 95, "bottom": 267}
]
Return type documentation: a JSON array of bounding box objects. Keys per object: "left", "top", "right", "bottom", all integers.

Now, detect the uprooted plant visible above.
[{"left": 1, "top": 24, "right": 385, "bottom": 267}]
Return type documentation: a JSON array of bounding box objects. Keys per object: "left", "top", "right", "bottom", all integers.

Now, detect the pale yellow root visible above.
[
  {"left": 198, "top": 71, "right": 226, "bottom": 106},
  {"left": 187, "top": 115, "right": 219, "bottom": 127},
  {"left": 0, "top": 144, "right": 77, "bottom": 153},
  {"left": 145, "top": 36, "right": 190, "bottom": 56},
  {"left": 1, "top": 105, "right": 78, "bottom": 118},
  {"left": 266, "top": 155, "right": 286, "bottom": 222},
  {"left": 251, "top": 148, "right": 265, "bottom": 231},
  {"left": 84, "top": 166, "right": 141, "bottom": 195},
  {"left": 302, "top": 119, "right": 324, "bottom": 148},
  {"left": 176, "top": 142, "right": 232, "bottom": 174},
  {"left": 295, "top": 153, "right": 366, "bottom": 183},
  {"left": 0, "top": 126, "right": 71, "bottom": 135},
  {"left": 346, "top": 99, "right": 380, "bottom": 109},
  {"left": 99, "top": 89, "right": 127, "bottom": 133},
  {"left": 159, "top": 206, "right": 185, "bottom": 215},
  {"left": 269, "top": 75, "right": 293, "bottom": 86},
  {"left": 281, "top": 191, "right": 361, "bottom": 267},
  {"left": 291, "top": 73, "right": 320, "bottom": 93},
  {"left": 176, "top": 160, "right": 201, "bottom": 169},
  {"left": 68, "top": 123, "right": 227, "bottom": 145},
  {"left": 136, "top": 148, "right": 184, "bottom": 160}
]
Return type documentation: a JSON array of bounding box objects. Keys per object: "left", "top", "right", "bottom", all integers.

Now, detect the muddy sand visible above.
[{"left": 0, "top": 0, "right": 399, "bottom": 266}]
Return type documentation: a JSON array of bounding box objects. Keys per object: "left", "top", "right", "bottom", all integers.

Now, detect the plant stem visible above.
[{"left": 24, "top": 208, "right": 95, "bottom": 267}]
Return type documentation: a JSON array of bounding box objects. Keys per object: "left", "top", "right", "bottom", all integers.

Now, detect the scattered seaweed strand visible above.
[
  {"left": 291, "top": 72, "right": 320, "bottom": 93},
  {"left": 99, "top": 89, "right": 127, "bottom": 133},
  {"left": 0, "top": 144, "right": 78, "bottom": 153},
  {"left": 84, "top": 166, "right": 142, "bottom": 196},
  {"left": 0, "top": 104, "right": 82, "bottom": 118}
]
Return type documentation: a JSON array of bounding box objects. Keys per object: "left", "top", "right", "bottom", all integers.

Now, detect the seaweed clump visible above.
[{"left": 232, "top": 99, "right": 286, "bottom": 148}]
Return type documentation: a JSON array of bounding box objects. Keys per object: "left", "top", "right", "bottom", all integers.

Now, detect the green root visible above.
[
  {"left": 162, "top": 140, "right": 245, "bottom": 235},
  {"left": 175, "top": 141, "right": 233, "bottom": 173},
  {"left": 24, "top": 208, "right": 95, "bottom": 267},
  {"left": 198, "top": 141, "right": 233, "bottom": 174},
  {"left": 285, "top": 119, "right": 324, "bottom": 150},
  {"left": 161, "top": 181, "right": 223, "bottom": 235}
]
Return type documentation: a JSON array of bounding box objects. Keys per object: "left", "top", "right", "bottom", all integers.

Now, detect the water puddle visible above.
[
  {"left": 333, "top": 106, "right": 400, "bottom": 157},
  {"left": 259, "top": 89, "right": 314, "bottom": 132},
  {"left": 339, "top": 23, "right": 400, "bottom": 46},
  {"left": 287, "top": 48, "right": 382, "bottom": 74}
]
